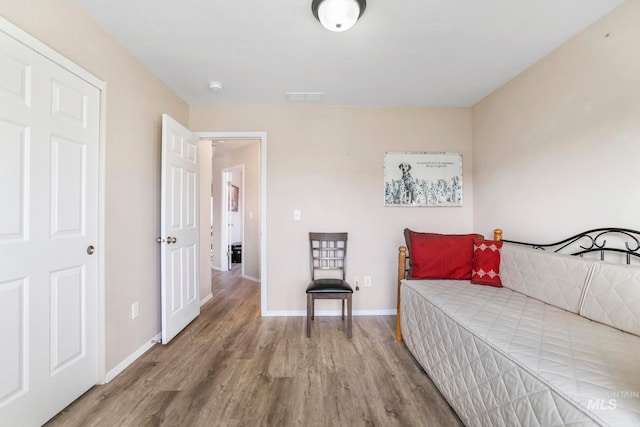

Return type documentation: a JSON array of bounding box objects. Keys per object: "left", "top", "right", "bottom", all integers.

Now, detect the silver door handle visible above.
[
  {"left": 87, "top": 245, "right": 95, "bottom": 255},
  {"left": 156, "top": 237, "right": 165, "bottom": 243},
  {"left": 167, "top": 236, "right": 177, "bottom": 244}
]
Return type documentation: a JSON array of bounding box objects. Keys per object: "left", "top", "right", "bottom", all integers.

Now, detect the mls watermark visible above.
[
  {"left": 587, "top": 399, "right": 618, "bottom": 411},
  {"left": 587, "top": 391, "right": 640, "bottom": 411}
]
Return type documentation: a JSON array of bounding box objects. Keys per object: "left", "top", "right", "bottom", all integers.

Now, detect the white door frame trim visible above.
[
  {"left": 196, "top": 132, "right": 267, "bottom": 316},
  {"left": 0, "top": 17, "right": 108, "bottom": 383}
]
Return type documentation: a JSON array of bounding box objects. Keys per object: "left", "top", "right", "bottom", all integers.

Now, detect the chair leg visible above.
[
  {"left": 341, "top": 298, "right": 345, "bottom": 320},
  {"left": 311, "top": 296, "right": 315, "bottom": 320},
  {"left": 346, "top": 294, "right": 352, "bottom": 339},
  {"left": 307, "top": 294, "right": 312, "bottom": 338}
]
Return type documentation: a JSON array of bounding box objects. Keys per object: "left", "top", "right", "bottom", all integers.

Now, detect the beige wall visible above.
[
  {"left": 472, "top": 1, "right": 639, "bottom": 242},
  {"left": 210, "top": 143, "right": 261, "bottom": 280},
  {"left": 190, "top": 106, "right": 474, "bottom": 313},
  {"left": 0, "top": 0, "right": 189, "bottom": 371}
]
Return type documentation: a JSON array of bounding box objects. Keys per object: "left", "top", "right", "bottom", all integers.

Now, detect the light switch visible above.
[{"left": 294, "top": 209, "right": 301, "bottom": 221}]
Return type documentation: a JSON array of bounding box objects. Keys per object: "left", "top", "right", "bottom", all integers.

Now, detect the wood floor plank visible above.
[{"left": 46, "top": 265, "right": 462, "bottom": 427}]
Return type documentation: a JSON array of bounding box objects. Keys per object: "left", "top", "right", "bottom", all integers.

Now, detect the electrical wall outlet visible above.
[
  {"left": 132, "top": 302, "right": 139, "bottom": 319},
  {"left": 364, "top": 276, "right": 372, "bottom": 287},
  {"left": 294, "top": 209, "right": 301, "bottom": 221}
]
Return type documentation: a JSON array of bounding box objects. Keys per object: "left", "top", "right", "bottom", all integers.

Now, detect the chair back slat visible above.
[{"left": 309, "top": 232, "right": 348, "bottom": 280}]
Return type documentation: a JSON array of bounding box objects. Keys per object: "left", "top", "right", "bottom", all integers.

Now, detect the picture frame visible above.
[
  {"left": 384, "top": 152, "right": 463, "bottom": 207},
  {"left": 229, "top": 184, "right": 239, "bottom": 212}
]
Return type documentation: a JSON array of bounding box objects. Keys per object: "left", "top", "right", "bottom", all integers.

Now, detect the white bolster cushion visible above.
[
  {"left": 580, "top": 262, "right": 640, "bottom": 336},
  {"left": 500, "top": 244, "right": 595, "bottom": 313}
]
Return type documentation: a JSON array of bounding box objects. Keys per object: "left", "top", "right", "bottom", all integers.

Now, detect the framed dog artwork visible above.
[
  {"left": 384, "top": 152, "right": 463, "bottom": 207},
  {"left": 229, "top": 184, "right": 239, "bottom": 212}
]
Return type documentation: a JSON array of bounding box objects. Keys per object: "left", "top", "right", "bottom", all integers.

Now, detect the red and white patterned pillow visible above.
[{"left": 471, "top": 239, "right": 503, "bottom": 287}]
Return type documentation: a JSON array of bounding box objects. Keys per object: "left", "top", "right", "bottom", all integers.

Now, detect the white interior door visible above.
[
  {"left": 0, "top": 30, "right": 99, "bottom": 426},
  {"left": 161, "top": 114, "right": 200, "bottom": 344}
]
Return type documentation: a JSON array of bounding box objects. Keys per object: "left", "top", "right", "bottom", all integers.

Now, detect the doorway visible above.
[{"left": 197, "top": 132, "right": 267, "bottom": 315}]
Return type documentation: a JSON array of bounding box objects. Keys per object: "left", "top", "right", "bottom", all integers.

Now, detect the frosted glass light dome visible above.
[{"left": 314, "top": 0, "right": 364, "bottom": 32}]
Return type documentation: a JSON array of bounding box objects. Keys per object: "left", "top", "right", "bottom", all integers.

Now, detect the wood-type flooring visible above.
[{"left": 46, "top": 265, "right": 462, "bottom": 427}]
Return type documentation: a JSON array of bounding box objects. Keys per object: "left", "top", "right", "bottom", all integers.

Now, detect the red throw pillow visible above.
[
  {"left": 471, "top": 239, "right": 503, "bottom": 287},
  {"left": 405, "top": 230, "right": 481, "bottom": 279}
]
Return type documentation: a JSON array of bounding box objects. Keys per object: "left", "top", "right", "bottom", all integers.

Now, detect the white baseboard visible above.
[
  {"left": 200, "top": 293, "right": 213, "bottom": 307},
  {"left": 263, "top": 309, "right": 396, "bottom": 317},
  {"left": 242, "top": 274, "right": 260, "bottom": 283},
  {"left": 104, "top": 332, "right": 161, "bottom": 383},
  {"left": 211, "top": 265, "right": 223, "bottom": 272}
]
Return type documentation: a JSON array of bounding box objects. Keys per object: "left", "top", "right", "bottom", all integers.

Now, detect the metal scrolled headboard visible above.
[{"left": 496, "top": 227, "right": 640, "bottom": 265}]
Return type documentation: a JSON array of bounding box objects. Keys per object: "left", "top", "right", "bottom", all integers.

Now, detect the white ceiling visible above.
[{"left": 73, "top": 0, "right": 623, "bottom": 107}]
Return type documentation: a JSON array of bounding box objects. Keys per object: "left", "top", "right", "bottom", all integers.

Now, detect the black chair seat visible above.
[{"left": 307, "top": 278, "right": 353, "bottom": 293}]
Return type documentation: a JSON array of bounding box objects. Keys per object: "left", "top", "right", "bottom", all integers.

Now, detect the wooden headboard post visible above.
[
  {"left": 494, "top": 229, "right": 503, "bottom": 241},
  {"left": 396, "top": 246, "right": 408, "bottom": 341}
]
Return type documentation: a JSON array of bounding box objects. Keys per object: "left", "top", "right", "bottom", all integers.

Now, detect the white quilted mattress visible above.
[{"left": 401, "top": 279, "right": 640, "bottom": 427}]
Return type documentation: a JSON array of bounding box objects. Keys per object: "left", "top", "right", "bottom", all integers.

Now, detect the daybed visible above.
[{"left": 396, "top": 228, "right": 640, "bottom": 427}]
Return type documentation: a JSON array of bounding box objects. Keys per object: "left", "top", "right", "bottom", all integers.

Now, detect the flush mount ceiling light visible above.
[
  {"left": 208, "top": 81, "right": 223, "bottom": 92},
  {"left": 311, "top": 0, "right": 366, "bottom": 32}
]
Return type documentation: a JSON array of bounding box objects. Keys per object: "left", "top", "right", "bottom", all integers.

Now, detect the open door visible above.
[{"left": 160, "top": 114, "right": 200, "bottom": 344}]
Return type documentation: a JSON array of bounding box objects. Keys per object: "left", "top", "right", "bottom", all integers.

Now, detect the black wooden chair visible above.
[{"left": 306, "top": 232, "right": 353, "bottom": 338}]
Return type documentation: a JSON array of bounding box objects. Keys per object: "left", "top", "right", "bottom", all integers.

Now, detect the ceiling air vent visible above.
[{"left": 286, "top": 92, "right": 325, "bottom": 102}]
